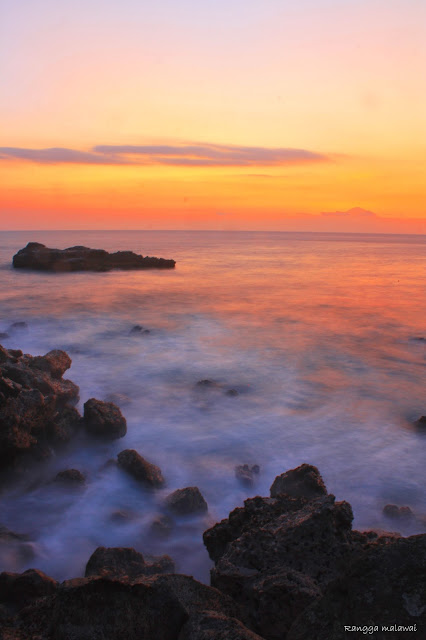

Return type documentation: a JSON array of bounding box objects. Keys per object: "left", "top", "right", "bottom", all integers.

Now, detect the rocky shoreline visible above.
[
  {"left": 0, "top": 345, "right": 425, "bottom": 638},
  {"left": 12, "top": 242, "right": 176, "bottom": 272}
]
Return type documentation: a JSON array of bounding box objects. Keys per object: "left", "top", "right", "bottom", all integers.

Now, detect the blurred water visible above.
[{"left": 0, "top": 230, "right": 425, "bottom": 582}]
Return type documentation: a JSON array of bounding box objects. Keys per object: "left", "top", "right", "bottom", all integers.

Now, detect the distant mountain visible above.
[{"left": 321, "top": 207, "right": 377, "bottom": 217}]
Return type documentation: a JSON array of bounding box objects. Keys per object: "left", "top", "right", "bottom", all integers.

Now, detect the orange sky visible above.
[{"left": 1, "top": 0, "right": 425, "bottom": 231}]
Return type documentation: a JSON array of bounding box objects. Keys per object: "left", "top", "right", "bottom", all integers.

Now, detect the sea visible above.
[{"left": 0, "top": 230, "right": 425, "bottom": 582}]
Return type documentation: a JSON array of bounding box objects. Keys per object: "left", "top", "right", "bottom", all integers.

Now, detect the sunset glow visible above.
[{"left": 1, "top": 0, "right": 425, "bottom": 231}]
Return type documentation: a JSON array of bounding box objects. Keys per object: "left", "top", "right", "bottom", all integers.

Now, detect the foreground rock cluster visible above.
[
  {"left": 1, "top": 464, "right": 425, "bottom": 639},
  {"left": 1, "top": 345, "right": 425, "bottom": 638},
  {"left": 12, "top": 242, "right": 176, "bottom": 272}
]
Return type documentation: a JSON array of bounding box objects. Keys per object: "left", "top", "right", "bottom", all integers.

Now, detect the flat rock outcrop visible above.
[
  {"left": 203, "top": 463, "right": 426, "bottom": 640},
  {"left": 0, "top": 345, "right": 80, "bottom": 469},
  {"left": 13, "top": 242, "right": 176, "bottom": 272}
]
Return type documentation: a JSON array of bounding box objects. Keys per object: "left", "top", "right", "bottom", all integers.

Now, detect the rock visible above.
[
  {"left": 29, "top": 349, "right": 71, "bottom": 379},
  {"left": 180, "top": 610, "right": 266, "bottom": 640},
  {"left": 0, "top": 332, "right": 9, "bottom": 339},
  {"left": 287, "top": 535, "right": 426, "bottom": 640},
  {"left": 54, "top": 469, "right": 85, "bottom": 485},
  {"left": 383, "top": 504, "right": 413, "bottom": 520},
  {"left": 130, "top": 324, "right": 150, "bottom": 335},
  {"left": 83, "top": 398, "right": 127, "bottom": 439},
  {"left": 196, "top": 379, "right": 218, "bottom": 388},
  {"left": 235, "top": 464, "right": 260, "bottom": 487},
  {"left": 109, "top": 509, "right": 135, "bottom": 524},
  {"left": 150, "top": 514, "right": 174, "bottom": 538},
  {"left": 226, "top": 388, "right": 239, "bottom": 397},
  {"left": 270, "top": 463, "right": 327, "bottom": 499},
  {"left": 166, "top": 487, "right": 208, "bottom": 515},
  {"left": 10, "top": 322, "right": 28, "bottom": 330},
  {"left": 414, "top": 416, "right": 426, "bottom": 430},
  {"left": 85, "top": 547, "right": 174, "bottom": 581},
  {"left": 0, "top": 568, "right": 57, "bottom": 609},
  {"left": 13, "top": 242, "right": 176, "bottom": 272},
  {"left": 117, "top": 449, "right": 164, "bottom": 487},
  {"left": 0, "top": 345, "right": 81, "bottom": 469}
]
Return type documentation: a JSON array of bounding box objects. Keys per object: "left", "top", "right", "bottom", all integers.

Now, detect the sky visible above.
[{"left": 1, "top": 0, "right": 425, "bottom": 231}]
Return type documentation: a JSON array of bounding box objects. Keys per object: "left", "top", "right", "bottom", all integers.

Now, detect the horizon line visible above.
[{"left": 1, "top": 229, "right": 425, "bottom": 237}]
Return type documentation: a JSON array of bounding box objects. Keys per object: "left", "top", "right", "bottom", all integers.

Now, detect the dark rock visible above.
[
  {"left": 150, "top": 514, "right": 174, "bottom": 538},
  {"left": 287, "top": 535, "right": 426, "bottom": 640},
  {"left": 10, "top": 322, "right": 28, "bottom": 330},
  {"left": 130, "top": 324, "right": 150, "bottom": 335},
  {"left": 55, "top": 469, "right": 85, "bottom": 485},
  {"left": 196, "top": 379, "right": 218, "bottom": 387},
  {"left": 166, "top": 487, "right": 208, "bottom": 515},
  {"left": 117, "top": 449, "right": 164, "bottom": 487},
  {"left": 13, "top": 242, "right": 176, "bottom": 272},
  {"left": 0, "top": 525, "right": 30, "bottom": 543},
  {"left": 414, "top": 415, "right": 426, "bottom": 430},
  {"left": 83, "top": 397, "right": 127, "bottom": 439},
  {"left": 0, "top": 568, "right": 57, "bottom": 610},
  {"left": 383, "top": 504, "right": 413, "bottom": 520},
  {"left": 226, "top": 388, "right": 239, "bottom": 397},
  {"left": 180, "top": 610, "right": 266, "bottom": 640},
  {"left": 29, "top": 349, "right": 71, "bottom": 379},
  {"left": 270, "top": 463, "right": 327, "bottom": 499},
  {"left": 110, "top": 509, "right": 135, "bottom": 524},
  {"left": 0, "top": 332, "right": 9, "bottom": 339},
  {"left": 235, "top": 464, "right": 260, "bottom": 487},
  {"left": 85, "top": 547, "right": 174, "bottom": 581}
]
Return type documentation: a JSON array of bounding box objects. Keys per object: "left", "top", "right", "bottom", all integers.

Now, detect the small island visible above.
[{"left": 12, "top": 242, "right": 176, "bottom": 272}]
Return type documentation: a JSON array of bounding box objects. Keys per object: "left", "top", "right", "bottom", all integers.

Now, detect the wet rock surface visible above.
[
  {"left": 0, "top": 345, "right": 80, "bottom": 469},
  {"left": 54, "top": 469, "right": 85, "bottom": 485},
  {"left": 13, "top": 242, "right": 176, "bottom": 271},
  {"left": 166, "top": 486, "right": 208, "bottom": 515},
  {"left": 117, "top": 449, "right": 165, "bottom": 487},
  {"left": 83, "top": 397, "right": 127, "bottom": 439}
]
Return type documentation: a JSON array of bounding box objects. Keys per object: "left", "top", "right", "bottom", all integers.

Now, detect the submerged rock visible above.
[
  {"left": 13, "top": 242, "right": 176, "bottom": 271},
  {"left": 117, "top": 449, "right": 165, "bottom": 487},
  {"left": 414, "top": 415, "right": 426, "bottom": 430},
  {"left": 54, "top": 469, "right": 85, "bottom": 486},
  {"left": 235, "top": 464, "right": 260, "bottom": 487},
  {"left": 130, "top": 324, "right": 150, "bottom": 335},
  {"left": 165, "top": 487, "right": 208, "bottom": 515},
  {"left": 83, "top": 398, "right": 127, "bottom": 439}
]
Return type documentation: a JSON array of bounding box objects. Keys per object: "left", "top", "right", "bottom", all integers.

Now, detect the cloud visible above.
[
  {"left": 0, "top": 143, "right": 328, "bottom": 168},
  {"left": 0, "top": 147, "right": 130, "bottom": 165},
  {"left": 321, "top": 207, "right": 377, "bottom": 218}
]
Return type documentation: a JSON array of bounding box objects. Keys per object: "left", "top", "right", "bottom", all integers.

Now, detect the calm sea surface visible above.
[{"left": 0, "top": 230, "right": 425, "bottom": 581}]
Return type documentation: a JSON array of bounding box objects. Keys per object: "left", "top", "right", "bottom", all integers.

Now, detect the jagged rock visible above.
[
  {"left": 83, "top": 398, "right": 127, "bottom": 439},
  {"left": 117, "top": 449, "right": 164, "bottom": 487},
  {"left": 287, "top": 535, "right": 426, "bottom": 640},
  {"left": 0, "top": 346, "right": 81, "bottom": 469},
  {"left": 85, "top": 547, "right": 174, "bottom": 580},
  {"left": 235, "top": 464, "right": 260, "bottom": 487},
  {"left": 270, "top": 463, "right": 327, "bottom": 499},
  {"left": 54, "top": 469, "right": 85, "bottom": 485},
  {"left": 165, "top": 487, "right": 208, "bottom": 515},
  {"left": 13, "top": 242, "right": 176, "bottom": 272}
]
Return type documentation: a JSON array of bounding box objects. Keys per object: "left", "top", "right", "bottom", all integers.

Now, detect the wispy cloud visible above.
[{"left": 0, "top": 142, "right": 328, "bottom": 167}]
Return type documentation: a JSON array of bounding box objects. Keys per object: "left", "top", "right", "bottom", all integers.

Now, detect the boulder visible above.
[
  {"left": 235, "top": 464, "right": 260, "bottom": 487},
  {"left": 13, "top": 242, "right": 176, "bottom": 272},
  {"left": 414, "top": 416, "right": 426, "bottom": 430},
  {"left": 117, "top": 449, "right": 164, "bottom": 487},
  {"left": 130, "top": 325, "right": 150, "bottom": 335},
  {"left": 165, "top": 487, "right": 208, "bottom": 516},
  {"left": 0, "top": 345, "right": 81, "bottom": 469},
  {"left": 0, "top": 569, "right": 58, "bottom": 610},
  {"left": 269, "top": 463, "right": 327, "bottom": 499},
  {"left": 85, "top": 547, "right": 174, "bottom": 581},
  {"left": 83, "top": 398, "right": 127, "bottom": 439}
]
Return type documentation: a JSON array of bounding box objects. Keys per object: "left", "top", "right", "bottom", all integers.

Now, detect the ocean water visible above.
[{"left": 0, "top": 229, "right": 425, "bottom": 582}]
